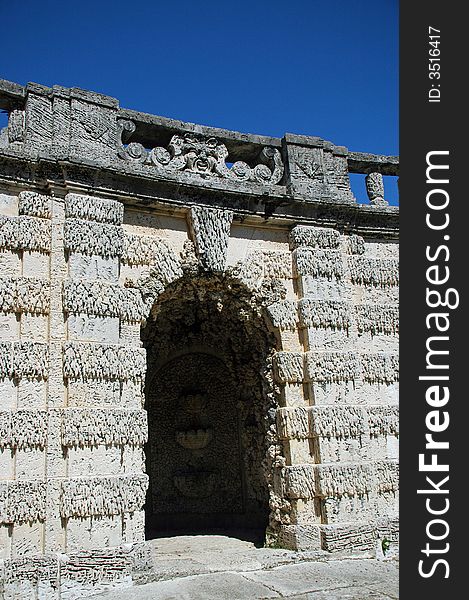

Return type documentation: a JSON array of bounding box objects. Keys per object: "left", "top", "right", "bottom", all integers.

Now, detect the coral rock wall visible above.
[{"left": 0, "top": 184, "right": 399, "bottom": 597}]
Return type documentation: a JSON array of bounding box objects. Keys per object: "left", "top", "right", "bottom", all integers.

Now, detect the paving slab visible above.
[
  {"left": 96, "top": 571, "right": 281, "bottom": 600},
  {"left": 92, "top": 535, "right": 399, "bottom": 599}
]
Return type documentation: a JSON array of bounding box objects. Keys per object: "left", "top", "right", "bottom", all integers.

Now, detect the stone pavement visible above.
[{"left": 93, "top": 535, "right": 399, "bottom": 599}]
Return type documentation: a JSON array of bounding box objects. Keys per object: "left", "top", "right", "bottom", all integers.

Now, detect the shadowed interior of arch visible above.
[{"left": 141, "top": 274, "right": 281, "bottom": 544}]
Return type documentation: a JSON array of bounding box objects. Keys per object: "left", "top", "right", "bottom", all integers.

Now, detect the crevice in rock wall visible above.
[{"left": 141, "top": 274, "right": 284, "bottom": 544}]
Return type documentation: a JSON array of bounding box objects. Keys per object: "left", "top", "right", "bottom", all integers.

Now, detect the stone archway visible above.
[{"left": 141, "top": 274, "right": 282, "bottom": 543}]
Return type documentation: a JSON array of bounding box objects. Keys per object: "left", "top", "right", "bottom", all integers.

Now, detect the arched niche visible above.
[{"left": 141, "top": 274, "right": 283, "bottom": 543}]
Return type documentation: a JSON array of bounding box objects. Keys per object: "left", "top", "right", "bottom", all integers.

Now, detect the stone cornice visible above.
[{"left": 0, "top": 79, "right": 399, "bottom": 239}]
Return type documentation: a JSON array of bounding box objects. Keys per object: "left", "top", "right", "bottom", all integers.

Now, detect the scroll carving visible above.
[{"left": 117, "top": 120, "right": 284, "bottom": 185}]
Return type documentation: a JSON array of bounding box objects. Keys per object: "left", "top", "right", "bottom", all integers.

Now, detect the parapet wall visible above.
[{"left": 0, "top": 79, "right": 398, "bottom": 599}]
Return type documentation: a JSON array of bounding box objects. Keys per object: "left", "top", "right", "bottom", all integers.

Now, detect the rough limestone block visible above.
[
  {"left": 318, "top": 433, "right": 388, "bottom": 464},
  {"left": 367, "top": 405, "right": 399, "bottom": 437},
  {"left": 12, "top": 341, "right": 49, "bottom": 380},
  {"left": 289, "top": 226, "right": 340, "bottom": 250},
  {"left": 345, "top": 234, "right": 365, "bottom": 255},
  {"left": 63, "top": 279, "right": 147, "bottom": 323},
  {"left": 119, "top": 322, "right": 141, "bottom": 346},
  {"left": 348, "top": 256, "right": 399, "bottom": 287},
  {"left": 67, "top": 315, "right": 120, "bottom": 344},
  {"left": 277, "top": 524, "right": 322, "bottom": 551},
  {"left": 355, "top": 304, "right": 399, "bottom": 335},
  {"left": 3, "top": 556, "right": 59, "bottom": 599},
  {"left": 320, "top": 522, "right": 377, "bottom": 552},
  {"left": 304, "top": 351, "right": 361, "bottom": 383},
  {"left": 61, "top": 409, "right": 147, "bottom": 448},
  {"left": 65, "top": 193, "right": 124, "bottom": 225},
  {"left": 273, "top": 351, "right": 304, "bottom": 383},
  {"left": 188, "top": 206, "right": 233, "bottom": 272},
  {"left": 361, "top": 353, "right": 399, "bottom": 384},
  {"left": 249, "top": 250, "right": 292, "bottom": 280},
  {"left": 0, "top": 409, "right": 48, "bottom": 449},
  {"left": 0, "top": 480, "right": 46, "bottom": 524},
  {"left": 314, "top": 460, "right": 399, "bottom": 499},
  {"left": 64, "top": 219, "right": 124, "bottom": 257},
  {"left": 60, "top": 474, "right": 148, "bottom": 518},
  {"left": 293, "top": 248, "right": 343, "bottom": 279},
  {"left": 322, "top": 490, "right": 399, "bottom": 524},
  {"left": 11, "top": 522, "right": 44, "bottom": 557},
  {"left": 277, "top": 407, "right": 310, "bottom": 440},
  {"left": 310, "top": 405, "right": 365, "bottom": 439},
  {"left": 62, "top": 342, "right": 146, "bottom": 382},
  {"left": 68, "top": 253, "right": 119, "bottom": 282},
  {"left": 59, "top": 547, "right": 133, "bottom": 597},
  {"left": 364, "top": 241, "right": 399, "bottom": 259},
  {"left": 266, "top": 300, "right": 298, "bottom": 330},
  {"left": 298, "top": 299, "right": 351, "bottom": 330},
  {"left": 0, "top": 215, "right": 51, "bottom": 253},
  {"left": 311, "top": 380, "right": 399, "bottom": 407},
  {"left": 282, "top": 464, "right": 316, "bottom": 499},
  {"left": 0, "top": 277, "right": 50, "bottom": 315},
  {"left": 18, "top": 191, "right": 53, "bottom": 219}
]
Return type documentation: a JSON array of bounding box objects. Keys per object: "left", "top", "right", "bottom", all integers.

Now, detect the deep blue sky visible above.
[{"left": 2, "top": 0, "right": 398, "bottom": 204}]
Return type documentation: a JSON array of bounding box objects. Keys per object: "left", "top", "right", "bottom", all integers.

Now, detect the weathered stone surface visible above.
[
  {"left": 65, "top": 193, "right": 124, "bottom": 224},
  {"left": 188, "top": 206, "right": 233, "bottom": 272},
  {"left": 294, "top": 248, "right": 343, "bottom": 279},
  {"left": 18, "top": 191, "right": 52, "bottom": 219},
  {"left": 63, "top": 279, "right": 146, "bottom": 322},
  {"left": 60, "top": 474, "right": 148, "bottom": 517},
  {"left": 305, "top": 351, "right": 361, "bottom": 383},
  {"left": 355, "top": 303, "right": 399, "bottom": 335},
  {"left": 0, "top": 480, "right": 46, "bottom": 523},
  {"left": 0, "top": 409, "right": 48, "bottom": 448},
  {"left": 299, "top": 299, "right": 350, "bottom": 330},
  {"left": 361, "top": 352, "right": 399, "bottom": 383},
  {"left": 0, "top": 341, "right": 49, "bottom": 379},
  {"left": 273, "top": 351, "right": 304, "bottom": 383},
  {"left": 348, "top": 256, "right": 399, "bottom": 287},
  {"left": 289, "top": 225, "right": 340, "bottom": 250},
  {"left": 0, "top": 276, "right": 50, "bottom": 314},
  {"left": 64, "top": 219, "right": 124, "bottom": 257},
  {"left": 0, "top": 215, "right": 51, "bottom": 252},
  {"left": 61, "top": 408, "right": 147, "bottom": 447},
  {"left": 62, "top": 342, "right": 146, "bottom": 382}
]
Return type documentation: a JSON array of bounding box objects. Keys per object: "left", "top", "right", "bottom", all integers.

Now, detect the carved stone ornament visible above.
[
  {"left": 366, "top": 172, "right": 389, "bottom": 206},
  {"left": 117, "top": 120, "right": 284, "bottom": 185}
]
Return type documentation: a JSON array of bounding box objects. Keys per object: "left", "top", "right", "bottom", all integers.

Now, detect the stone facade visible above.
[{"left": 0, "top": 79, "right": 399, "bottom": 598}]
